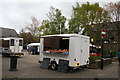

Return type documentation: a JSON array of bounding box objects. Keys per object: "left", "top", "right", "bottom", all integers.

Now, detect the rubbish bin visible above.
[{"left": 9, "top": 56, "right": 17, "bottom": 71}]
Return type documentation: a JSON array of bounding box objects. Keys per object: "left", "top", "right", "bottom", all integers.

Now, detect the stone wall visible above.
[{"left": 89, "top": 58, "right": 112, "bottom": 69}]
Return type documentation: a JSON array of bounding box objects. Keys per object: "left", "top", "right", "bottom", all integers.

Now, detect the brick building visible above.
[{"left": 92, "top": 21, "right": 119, "bottom": 52}]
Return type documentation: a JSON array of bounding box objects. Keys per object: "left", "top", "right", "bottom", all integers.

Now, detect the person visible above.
[{"left": 117, "top": 50, "right": 120, "bottom": 66}]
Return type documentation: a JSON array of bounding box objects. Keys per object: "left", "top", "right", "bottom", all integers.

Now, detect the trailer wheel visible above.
[{"left": 51, "top": 61, "right": 57, "bottom": 70}]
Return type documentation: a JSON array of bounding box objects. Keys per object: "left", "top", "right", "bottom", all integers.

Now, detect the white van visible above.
[{"left": 27, "top": 43, "right": 40, "bottom": 55}]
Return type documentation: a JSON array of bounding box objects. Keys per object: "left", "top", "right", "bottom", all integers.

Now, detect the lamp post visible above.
[
  {"left": 91, "top": 38, "right": 94, "bottom": 53},
  {"left": 60, "top": 23, "right": 61, "bottom": 34},
  {"left": 109, "top": 35, "right": 114, "bottom": 58},
  {"left": 91, "top": 25, "right": 94, "bottom": 54}
]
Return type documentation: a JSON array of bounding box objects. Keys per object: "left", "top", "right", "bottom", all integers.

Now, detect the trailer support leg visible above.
[
  {"left": 58, "top": 60, "right": 69, "bottom": 73},
  {"left": 9, "top": 56, "right": 17, "bottom": 71},
  {"left": 40, "top": 58, "right": 50, "bottom": 69}
]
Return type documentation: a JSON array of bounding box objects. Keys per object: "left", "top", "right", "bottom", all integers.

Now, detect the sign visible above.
[{"left": 101, "top": 28, "right": 106, "bottom": 38}]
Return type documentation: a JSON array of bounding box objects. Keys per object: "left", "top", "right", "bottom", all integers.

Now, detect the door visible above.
[
  {"left": 81, "top": 37, "right": 90, "bottom": 65},
  {"left": 69, "top": 37, "right": 81, "bottom": 67},
  {"left": 14, "top": 39, "right": 19, "bottom": 53}
]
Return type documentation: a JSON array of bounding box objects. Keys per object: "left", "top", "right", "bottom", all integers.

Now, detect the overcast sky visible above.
[{"left": 0, "top": 0, "right": 119, "bottom": 33}]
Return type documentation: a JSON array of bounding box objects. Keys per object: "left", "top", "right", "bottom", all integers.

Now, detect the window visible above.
[
  {"left": 59, "top": 38, "right": 69, "bottom": 49},
  {"left": 43, "top": 37, "right": 69, "bottom": 55},
  {"left": 19, "top": 40, "right": 23, "bottom": 46},
  {"left": 104, "top": 41, "right": 109, "bottom": 44},
  {"left": 44, "top": 37, "right": 69, "bottom": 50},
  {"left": 11, "top": 39, "right": 14, "bottom": 46}
]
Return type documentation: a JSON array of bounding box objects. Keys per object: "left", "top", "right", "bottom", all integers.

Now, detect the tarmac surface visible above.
[{"left": 2, "top": 52, "right": 119, "bottom": 79}]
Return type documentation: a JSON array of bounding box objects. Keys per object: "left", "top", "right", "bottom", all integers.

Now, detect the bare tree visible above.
[
  {"left": 105, "top": 2, "right": 120, "bottom": 22},
  {"left": 105, "top": 2, "right": 120, "bottom": 51},
  {"left": 26, "top": 17, "right": 40, "bottom": 37}
]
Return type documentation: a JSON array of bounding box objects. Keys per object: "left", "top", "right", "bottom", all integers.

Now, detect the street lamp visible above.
[
  {"left": 109, "top": 35, "right": 114, "bottom": 58},
  {"left": 60, "top": 23, "right": 61, "bottom": 34}
]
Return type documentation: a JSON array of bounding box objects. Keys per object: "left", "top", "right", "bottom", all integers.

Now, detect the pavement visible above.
[{"left": 1, "top": 52, "right": 119, "bottom": 79}]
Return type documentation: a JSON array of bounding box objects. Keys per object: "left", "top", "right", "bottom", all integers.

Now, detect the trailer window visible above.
[
  {"left": 59, "top": 38, "right": 69, "bottom": 49},
  {"left": 11, "top": 39, "right": 14, "bottom": 46},
  {"left": 44, "top": 37, "right": 69, "bottom": 51},
  {"left": 2, "top": 40, "right": 9, "bottom": 47},
  {"left": 19, "top": 40, "right": 23, "bottom": 46}
]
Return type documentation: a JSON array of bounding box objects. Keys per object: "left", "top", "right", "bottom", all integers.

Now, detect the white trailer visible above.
[
  {"left": 39, "top": 34, "right": 90, "bottom": 72},
  {"left": 0, "top": 37, "right": 24, "bottom": 57}
]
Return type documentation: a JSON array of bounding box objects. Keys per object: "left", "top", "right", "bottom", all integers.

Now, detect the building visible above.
[
  {"left": 93, "top": 21, "right": 119, "bottom": 52},
  {"left": 0, "top": 27, "right": 19, "bottom": 49},
  {"left": 0, "top": 27, "right": 19, "bottom": 38}
]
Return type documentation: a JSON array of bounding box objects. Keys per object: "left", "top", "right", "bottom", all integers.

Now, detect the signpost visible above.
[{"left": 101, "top": 28, "right": 106, "bottom": 70}]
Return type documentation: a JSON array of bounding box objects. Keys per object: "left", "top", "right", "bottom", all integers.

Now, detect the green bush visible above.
[
  {"left": 103, "top": 50, "right": 117, "bottom": 57},
  {"left": 90, "top": 55, "right": 101, "bottom": 60}
]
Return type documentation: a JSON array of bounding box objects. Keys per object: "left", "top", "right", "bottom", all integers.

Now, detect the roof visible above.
[
  {"left": 27, "top": 43, "right": 40, "bottom": 46},
  {"left": 0, "top": 27, "right": 19, "bottom": 38},
  {"left": 40, "top": 34, "right": 90, "bottom": 39},
  {"left": 0, "top": 37, "right": 23, "bottom": 40}
]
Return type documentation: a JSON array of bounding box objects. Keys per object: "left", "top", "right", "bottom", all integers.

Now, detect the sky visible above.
[{"left": 0, "top": 0, "right": 119, "bottom": 33}]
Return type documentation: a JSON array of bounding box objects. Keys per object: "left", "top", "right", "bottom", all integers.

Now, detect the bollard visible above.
[{"left": 9, "top": 56, "right": 17, "bottom": 71}]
